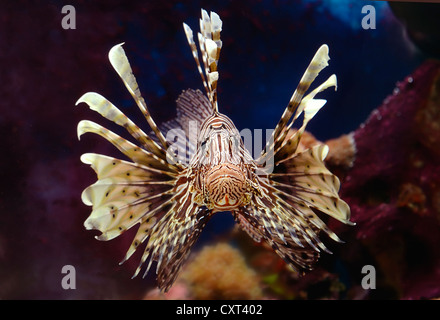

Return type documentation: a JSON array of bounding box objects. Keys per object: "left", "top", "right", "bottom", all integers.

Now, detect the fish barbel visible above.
[{"left": 76, "top": 9, "right": 352, "bottom": 292}]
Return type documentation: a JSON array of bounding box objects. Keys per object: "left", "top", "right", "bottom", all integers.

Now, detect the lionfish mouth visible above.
[
  {"left": 204, "top": 163, "right": 250, "bottom": 211},
  {"left": 76, "top": 8, "right": 352, "bottom": 292}
]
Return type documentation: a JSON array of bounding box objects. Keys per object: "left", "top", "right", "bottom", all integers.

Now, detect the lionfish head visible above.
[{"left": 191, "top": 112, "right": 257, "bottom": 211}]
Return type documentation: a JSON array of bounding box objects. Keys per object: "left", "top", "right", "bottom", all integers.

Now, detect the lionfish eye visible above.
[{"left": 200, "top": 137, "right": 208, "bottom": 148}]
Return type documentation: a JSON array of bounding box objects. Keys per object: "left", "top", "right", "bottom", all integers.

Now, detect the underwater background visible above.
[{"left": 1, "top": 0, "right": 440, "bottom": 299}]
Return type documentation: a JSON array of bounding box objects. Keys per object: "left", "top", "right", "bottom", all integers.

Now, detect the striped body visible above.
[
  {"left": 76, "top": 9, "right": 352, "bottom": 292},
  {"left": 190, "top": 112, "right": 257, "bottom": 211}
]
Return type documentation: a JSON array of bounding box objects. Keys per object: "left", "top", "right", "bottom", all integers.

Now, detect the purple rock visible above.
[{"left": 335, "top": 60, "right": 440, "bottom": 299}]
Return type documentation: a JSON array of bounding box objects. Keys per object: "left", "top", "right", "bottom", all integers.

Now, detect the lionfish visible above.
[{"left": 76, "top": 9, "right": 352, "bottom": 292}]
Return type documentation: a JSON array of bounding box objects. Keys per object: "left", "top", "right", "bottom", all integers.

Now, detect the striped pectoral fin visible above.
[
  {"left": 273, "top": 75, "right": 337, "bottom": 160},
  {"left": 233, "top": 208, "right": 263, "bottom": 243},
  {"left": 271, "top": 145, "right": 351, "bottom": 224},
  {"left": 80, "top": 153, "right": 176, "bottom": 240},
  {"left": 81, "top": 177, "right": 173, "bottom": 211},
  {"left": 277, "top": 192, "right": 345, "bottom": 244},
  {"left": 84, "top": 198, "right": 152, "bottom": 241},
  {"left": 283, "top": 245, "right": 320, "bottom": 272},
  {"left": 278, "top": 144, "right": 330, "bottom": 172},
  {"left": 80, "top": 154, "right": 175, "bottom": 210},
  {"left": 108, "top": 44, "right": 168, "bottom": 149},
  {"left": 156, "top": 207, "right": 209, "bottom": 291},
  {"left": 260, "top": 44, "right": 331, "bottom": 160},
  {"left": 77, "top": 120, "right": 177, "bottom": 173},
  {"left": 253, "top": 197, "right": 288, "bottom": 245},
  {"left": 252, "top": 145, "right": 353, "bottom": 271},
  {"left": 76, "top": 92, "right": 166, "bottom": 160},
  {"left": 273, "top": 227, "right": 321, "bottom": 272},
  {"left": 80, "top": 153, "right": 176, "bottom": 182},
  {"left": 246, "top": 200, "right": 321, "bottom": 272},
  {"left": 283, "top": 188, "right": 350, "bottom": 244},
  {"left": 292, "top": 74, "right": 337, "bottom": 125},
  {"left": 130, "top": 188, "right": 211, "bottom": 292},
  {"left": 254, "top": 189, "right": 325, "bottom": 251},
  {"left": 275, "top": 144, "right": 336, "bottom": 189},
  {"left": 82, "top": 182, "right": 173, "bottom": 241},
  {"left": 119, "top": 216, "right": 158, "bottom": 265},
  {"left": 111, "top": 170, "right": 210, "bottom": 292},
  {"left": 296, "top": 188, "right": 351, "bottom": 224}
]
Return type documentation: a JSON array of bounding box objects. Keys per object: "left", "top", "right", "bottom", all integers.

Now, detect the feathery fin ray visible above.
[{"left": 108, "top": 44, "right": 169, "bottom": 149}]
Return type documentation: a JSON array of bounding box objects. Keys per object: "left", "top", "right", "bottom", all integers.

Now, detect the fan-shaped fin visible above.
[
  {"left": 80, "top": 153, "right": 175, "bottom": 241},
  {"left": 259, "top": 44, "right": 331, "bottom": 162},
  {"left": 271, "top": 145, "right": 351, "bottom": 223},
  {"left": 129, "top": 184, "right": 212, "bottom": 292},
  {"left": 76, "top": 92, "right": 166, "bottom": 159},
  {"left": 77, "top": 120, "right": 176, "bottom": 173},
  {"left": 108, "top": 43, "right": 168, "bottom": 148}
]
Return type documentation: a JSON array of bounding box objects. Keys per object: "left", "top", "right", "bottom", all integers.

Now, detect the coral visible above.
[
  {"left": 325, "top": 133, "right": 356, "bottom": 170},
  {"left": 414, "top": 69, "right": 440, "bottom": 157},
  {"left": 229, "top": 228, "right": 347, "bottom": 300},
  {"left": 397, "top": 182, "right": 427, "bottom": 215},
  {"left": 285, "top": 129, "right": 357, "bottom": 171},
  {"left": 143, "top": 281, "right": 193, "bottom": 300},
  {"left": 333, "top": 60, "right": 440, "bottom": 299},
  {"left": 178, "top": 242, "right": 263, "bottom": 300}
]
